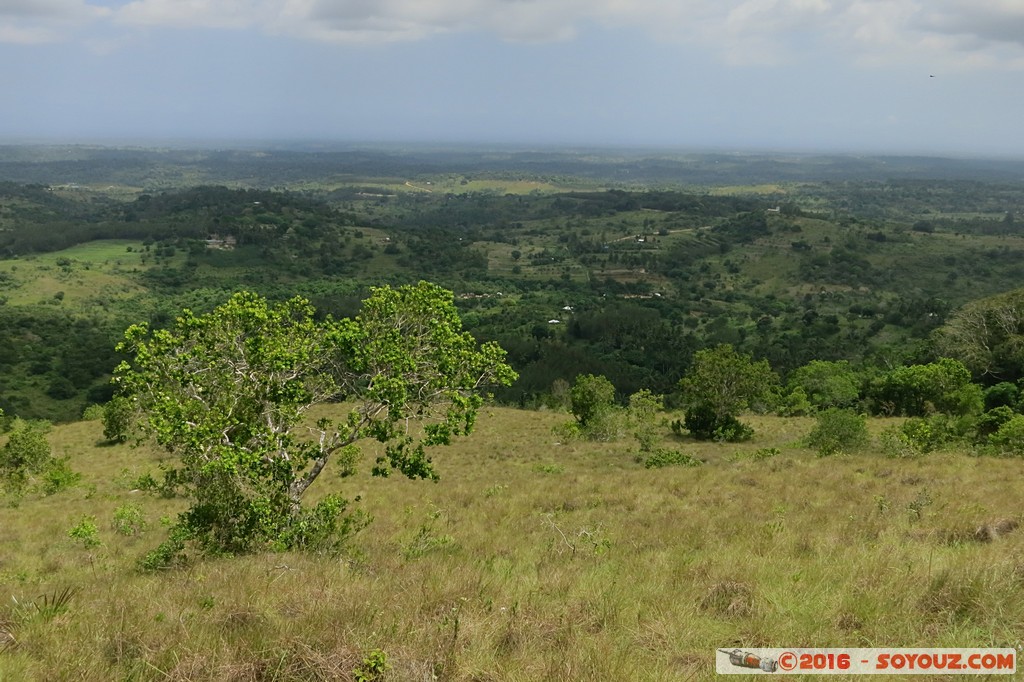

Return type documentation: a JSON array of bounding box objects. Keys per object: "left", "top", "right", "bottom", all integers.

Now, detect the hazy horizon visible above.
[{"left": 3, "top": 1, "right": 1024, "bottom": 158}]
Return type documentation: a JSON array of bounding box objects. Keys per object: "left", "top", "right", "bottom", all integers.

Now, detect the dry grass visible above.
[{"left": 1, "top": 408, "right": 1023, "bottom": 680}]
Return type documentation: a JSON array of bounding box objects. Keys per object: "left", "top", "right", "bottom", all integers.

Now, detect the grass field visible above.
[
  {"left": 1, "top": 408, "right": 1022, "bottom": 680},
  {"left": 0, "top": 240, "right": 166, "bottom": 307}
]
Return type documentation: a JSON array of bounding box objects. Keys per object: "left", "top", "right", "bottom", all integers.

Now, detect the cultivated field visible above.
[{"left": 2, "top": 408, "right": 1022, "bottom": 680}]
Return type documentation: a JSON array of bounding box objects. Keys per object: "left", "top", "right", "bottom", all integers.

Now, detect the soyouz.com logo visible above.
[{"left": 716, "top": 648, "right": 1016, "bottom": 675}]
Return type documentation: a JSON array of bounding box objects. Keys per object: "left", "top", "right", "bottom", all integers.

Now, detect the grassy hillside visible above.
[{"left": 1, "top": 407, "right": 1022, "bottom": 680}]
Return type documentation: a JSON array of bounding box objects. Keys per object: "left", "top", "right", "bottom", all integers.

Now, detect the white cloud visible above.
[
  {"left": 0, "top": 0, "right": 109, "bottom": 43},
  {"left": 6, "top": 0, "right": 1024, "bottom": 71},
  {"left": 917, "top": 0, "right": 1024, "bottom": 49}
]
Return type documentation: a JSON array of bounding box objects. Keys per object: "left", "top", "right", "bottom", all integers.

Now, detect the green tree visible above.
[
  {"left": 806, "top": 408, "right": 869, "bottom": 456},
  {"left": 787, "top": 360, "right": 861, "bottom": 410},
  {"left": 870, "top": 358, "right": 982, "bottom": 417},
  {"left": 628, "top": 389, "right": 663, "bottom": 452},
  {"left": 988, "top": 414, "right": 1024, "bottom": 456},
  {"left": 114, "top": 284, "right": 515, "bottom": 561},
  {"left": 569, "top": 374, "right": 616, "bottom": 428},
  {"left": 678, "top": 345, "right": 778, "bottom": 440},
  {"left": 102, "top": 396, "right": 134, "bottom": 443},
  {"left": 0, "top": 419, "right": 52, "bottom": 490}
]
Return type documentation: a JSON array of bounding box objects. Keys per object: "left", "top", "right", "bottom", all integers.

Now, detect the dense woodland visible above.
[{"left": 1, "top": 146, "right": 1023, "bottom": 424}]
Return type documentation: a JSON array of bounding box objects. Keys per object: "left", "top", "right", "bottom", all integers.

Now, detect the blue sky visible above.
[{"left": 2, "top": 0, "right": 1024, "bottom": 155}]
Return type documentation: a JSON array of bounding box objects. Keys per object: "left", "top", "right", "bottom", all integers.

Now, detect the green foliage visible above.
[
  {"left": 679, "top": 344, "right": 778, "bottom": 427},
  {"left": 627, "top": 389, "right": 663, "bottom": 451},
  {"left": 806, "top": 408, "right": 869, "bottom": 456},
  {"left": 881, "top": 415, "right": 963, "bottom": 458},
  {"left": 81, "top": 404, "right": 104, "bottom": 421},
  {"left": 987, "top": 415, "right": 1024, "bottom": 456},
  {"left": 776, "top": 386, "right": 812, "bottom": 416},
  {"left": 900, "top": 418, "right": 947, "bottom": 453},
  {"left": 569, "top": 374, "right": 616, "bottom": 427},
  {"left": 67, "top": 516, "right": 101, "bottom": 549},
  {"left": 39, "top": 456, "right": 81, "bottom": 496},
  {"left": 353, "top": 649, "right": 389, "bottom": 682},
  {"left": 642, "top": 448, "right": 702, "bottom": 469},
  {"left": 682, "top": 402, "right": 753, "bottom": 442},
  {"left": 974, "top": 406, "right": 1016, "bottom": 442},
  {"left": 983, "top": 382, "right": 1019, "bottom": 411},
  {"left": 787, "top": 360, "right": 861, "bottom": 410},
  {"left": 114, "top": 284, "right": 515, "bottom": 560},
  {"left": 870, "top": 358, "right": 983, "bottom": 417},
  {"left": 0, "top": 420, "right": 52, "bottom": 491},
  {"left": 111, "top": 503, "right": 147, "bottom": 536},
  {"left": 879, "top": 425, "right": 925, "bottom": 459},
  {"left": 729, "top": 447, "right": 780, "bottom": 462},
  {"left": 564, "top": 374, "right": 625, "bottom": 442},
  {"left": 102, "top": 396, "right": 134, "bottom": 443}
]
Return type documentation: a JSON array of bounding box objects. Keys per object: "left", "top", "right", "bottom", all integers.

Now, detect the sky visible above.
[{"left": 2, "top": 0, "right": 1024, "bottom": 156}]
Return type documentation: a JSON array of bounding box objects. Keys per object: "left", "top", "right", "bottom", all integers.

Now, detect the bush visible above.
[
  {"left": 1, "top": 420, "right": 52, "bottom": 490},
  {"left": 806, "top": 408, "right": 869, "bottom": 456},
  {"left": 787, "top": 360, "right": 861, "bottom": 410},
  {"left": 870, "top": 359, "right": 982, "bottom": 417},
  {"left": 102, "top": 396, "right": 134, "bottom": 443},
  {"left": 112, "top": 503, "right": 147, "bottom": 536},
  {"left": 628, "top": 389, "right": 663, "bottom": 451},
  {"left": 683, "top": 403, "right": 752, "bottom": 442},
  {"left": 39, "top": 456, "right": 81, "bottom": 496},
  {"left": 68, "top": 516, "right": 102, "bottom": 549},
  {"left": 900, "top": 416, "right": 955, "bottom": 453},
  {"left": 975, "top": 406, "right": 1016, "bottom": 442},
  {"left": 983, "top": 382, "right": 1019, "bottom": 411},
  {"left": 879, "top": 425, "right": 925, "bottom": 459},
  {"left": 81, "top": 404, "right": 105, "bottom": 421},
  {"left": 569, "top": 374, "right": 616, "bottom": 428},
  {"left": 988, "top": 415, "right": 1024, "bottom": 456},
  {"left": 642, "top": 448, "right": 702, "bottom": 469}
]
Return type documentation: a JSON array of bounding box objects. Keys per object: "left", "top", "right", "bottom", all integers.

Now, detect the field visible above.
[
  {"left": 0, "top": 240, "right": 170, "bottom": 308},
  {"left": 2, "top": 408, "right": 1023, "bottom": 680}
]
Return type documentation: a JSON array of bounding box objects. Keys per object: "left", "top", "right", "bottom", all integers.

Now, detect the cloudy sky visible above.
[{"left": 2, "top": 0, "right": 1024, "bottom": 155}]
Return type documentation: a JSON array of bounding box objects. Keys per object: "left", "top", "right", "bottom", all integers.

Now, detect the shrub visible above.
[
  {"left": 869, "top": 358, "right": 982, "bottom": 417},
  {"left": 683, "top": 403, "right": 752, "bottom": 442},
  {"left": 787, "top": 360, "right": 861, "bottom": 410},
  {"left": 988, "top": 415, "right": 1024, "bottom": 456},
  {"left": 112, "top": 503, "right": 147, "bottom": 536},
  {"left": 807, "top": 408, "right": 869, "bottom": 456},
  {"left": 68, "top": 516, "right": 101, "bottom": 549},
  {"left": 1, "top": 420, "right": 51, "bottom": 475},
  {"left": 642, "top": 449, "right": 702, "bottom": 469},
  {"left": 81, "top": 404, "right": 105, "bottom": 421},
  {"left": 102, "top": 396, "right": 134, "bottom": 443},
  {"left": 39, "top": 456, "right": 81, "bottom": 496},
  {"left": 354, "top": 649, "right": 389, "bottom": 682},
  {"left": 776, "top": 386, "right": 812, "bottom": 416},
  {"left": 569, "top": 374, "right": 616, "bottom": 427},
  {"left": 975, "top": 406, "right": 1016, "bottom": 442},
  {"left": 900, "top": 416, "right": 954, "bottom": 453},
  {"left": 1, "top": 420, "right": 52, "bottom": 491},
  {"left": 628, "top": 389, "right": 663, "bottom": 452},
  {"left": 983, "top": 382, "right": 1019, "bottom": 411},
  {"left": 880, "top": 425, "right": 925, "bottom": 459}
]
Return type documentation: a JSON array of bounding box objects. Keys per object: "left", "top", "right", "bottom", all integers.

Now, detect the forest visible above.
[{"left": 1, "top": 146, "right": 1023, "bottom": 424}]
